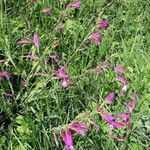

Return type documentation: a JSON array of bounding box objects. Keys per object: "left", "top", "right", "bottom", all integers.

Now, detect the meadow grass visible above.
[{"left": 0, "top": 0, "right": 150, "bottom": 149}]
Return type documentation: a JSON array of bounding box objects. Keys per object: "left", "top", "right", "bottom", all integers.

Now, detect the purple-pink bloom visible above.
[
  {"left": 115, "top": 64, "right": 126, "bottom": 74},
  {"left": 116, "top": 76, "right": 128, "bottom": 85},
  {"left": 61, "top": 78, "right": 70, "bottom": 88},
  {"left": 24, "top": 54, "right": 38, "bottom": 61},
  {"left": 33, "top": 33, "right": 40, "bottom": 47},
  {"left": 91, "top": 61, "right": 110, "bottom": 73},
  {"left": 69, "top": 122, "right": 90, "bottom": 136},
  {"left": 126, "top": 101, "right": 135, "bottom": 113},
  {"left": 0, "top": 70, "right": 11, "bottom": 80},
  {"left": 53, "top": 66, "right": 70, "bottom": 87},
  {"left": 50, "top": 53, "right": 59, "bottom": 62},
  {"left": 117, "top": 113, "right": 130, "bottom": 123},
  {"left": 97, "top": 19, "right": 109, "bottom": 29},
  {"left": 70, "top": 1, "right": 81, "bottom": 9},
  {"left": 105, "top": 93, "right": 115, "bottom": 103},
  {"left": 61, "top": 130, "right": 74, "bottom": 150},
  {"left": 3, "top": 92, "right": 15, "bottom": 97},
  {"left": 101, "top": 112, "right": 115, "bottom": 123},
  {"left": 111, "top": 136, "right": 125, "bottom": 142},
  {"left": 53, "top": 66, "right": 69, "bottom": 79},
  {"left": 88, "top": 32, "right": 101, "bottom": 46},
  {"left": 16, "top": 39, "right": 31, "bottom": 45},
  {"left": 109, "top": 121, "right": 126, "bottom": 129},
  {"left": 42, "top": 7, "right": 52, "bottom": 14}
]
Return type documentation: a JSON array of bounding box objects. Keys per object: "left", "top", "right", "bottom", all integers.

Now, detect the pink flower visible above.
[
  {"left": 105, "top": 93, "right": 115, "bottom": 103},
  {"left": 117, "top": 113, "right": 130, "bottom": 123},
  {"left": 0, "top": 70, "right": 11, "bottom": 80},
  {"left": 111, "top": 136, "right": 125, "bottom": 142},
  {"left": 50, "top": 53, "right": 59, "bottom": 62},
  {"left": 109, "top": 121, "right": 126, "bottom": 129},
  {"left": 88, "top": 32, "right": 101, "bottom": 46},
  {"left": 16, "top": 39, "right": 31, "bottom": 45},
  {"left": 120, "top": 84, "right": 129, "bottom": 96},
  {"left": 61, "top": 130, "right": 74, "bottom": 150},
  {"left": 101, "top": 112, "right": 115, "bottom": 122},
  {"left": 53, "top": 66, "right": 69, "bottom": 79},
  {"left": 69, "top": 122, "right": 90, "bottom": 136},
  {"left": 126, "top": 101, "right": 135, "bottom": 113},
  {"left": 52, "top": 37, "right": 61, "bottom": 40},
  {"left": 53, "top": 66, "right": 70, "bottom": 87},
  {"left": 33, "top": 33, "right": 40, "bottom": 47},
  {"left": 24, "top": 54, "right": 38, "bottom": 61},
  {"left": 42, "top": 7, "right": 52, "bottom": 14},
  {"left": 70, "top": 1, "right": 81, "bottom": 9},
  {"left": 115, "top": 64, "right": 126, "bottom": 74},
  {"left": 61, "top": 78, "right": 70, "bottom": 88},
  {"left": 3, "top": 92, "right": 15, "bottom": 97},
  {"left": 97, "top": 19, "right": 109, "bottom": 29},
  {"left": 91, "top": 61, "right": 110, "bottom": 73},
  {"left": 116, "top": 76, "right": 128, "bottom": 85}
]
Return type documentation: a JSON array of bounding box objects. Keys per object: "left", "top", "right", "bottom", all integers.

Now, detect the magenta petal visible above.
[
  {"left": 106, "top": 93, "right": 115, "bottom": 103},
  {"left": 115, "top": 64, "right": 126, "bottom": 74},
  {"left": 116, "top": 76, "right": 128, "bottom": 85},
  {"left": 101, "top": 112, "right": 115, "bottom": 123},
  {"left": 97, "top": 19, "right": 109, "bottom": 29},
  {"left": 69, "top": 122, "right": 90, "bottom": 136},
  {"left": 70, "top": 2, "right": 81, "bottom": 9},
  {"left": 88, "top": 32, "right": 101, "bottom": 46},
  {"left": 50, "top": 54, "right": 59, "bottom": 62},
  {"left": 42, "top": 7, "right": 52, "bottom": 14},
  {"left": 117, "top": 113, "right": 130, "bottom": 122},
  {"left": 16, "top": 39, "right": 31, "bottom": 45},
  {"left": 109, "top": 121, "right": 126, "bottom": 129},
  {"left": 33, "top": 33, "right": 40, "bottom": 47},
  {"left": 61, "top": 130, "right": 74, "bottom": 149},
  {"left": 0, "top": 70, "right": 11, "bottom": 79},
  {"left": 126, "top": 101, "right": 135, "bottom": 113}
]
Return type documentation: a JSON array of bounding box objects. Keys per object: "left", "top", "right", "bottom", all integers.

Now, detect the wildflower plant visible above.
[{"left": 0, "top": 0, "right": 148, "bottom": 150}]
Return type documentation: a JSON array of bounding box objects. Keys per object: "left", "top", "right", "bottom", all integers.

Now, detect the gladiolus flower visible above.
[
  {"left": 91, "top": 61, "right": 110, "bottom": 73},
  {"left": 109, "top": 121, "right": 126, "bottom": 129},
  {"left": 69, "top": 122, "right": 90, "bottom": 136},
  {"left": 115, "top": 64, "right": 126, "bottom": 74},
  {"left": 116, "top": 76, "right": 128, "bottom": 85},
  {"left": 3, "top": 92, "right": 15, "bottom": 97},
  {"left": 105, "top": 93, "right": 115, "bottom": 103},
  {"left": 16, "top": 39, "right": 31, "bottom": 45},
  {"left": 117, "top": 113, "right": 130, "bottom": 123},
  {"left": 70, "top": 1, "right": 81, "bottom": 9},
  {"left": 97, "top": 19, "right": 109, "bottom": 29},
  {"left": 53, "top": 66, "right": 70, "bottom": 87},
  {"left": 111, "top": 136, "right": 125, "bottom": 142},
  {"left": 42, "top": 7, "right": 52, "bottom": 14},
  {"left": 50, "top": 53, "right": 59, "bottom": 62},
  {"left": 24, "top": 54, "right": 38, "bottom": 61},
  {"left": 88, "top": 32, "right": 101, "bottom": 46},
  {"left": 101, "top": 112, "right": 115, "bottom": 122},
  {"left": 0, "top": 70, "right": 11, "bottom": 80},
  {"left": 126, "top": 101, "right": 135, "bottom": 113},
  {"left": 33, "top": 33, "right": 40, "bottom": 47},
  {"left": 61, "top": 130, "right": 74, "bottom": 150}
]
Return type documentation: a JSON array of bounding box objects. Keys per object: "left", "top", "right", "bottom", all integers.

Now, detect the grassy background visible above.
[{"left": 0, "top": 0, "right": 150, "bottom": 149}]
